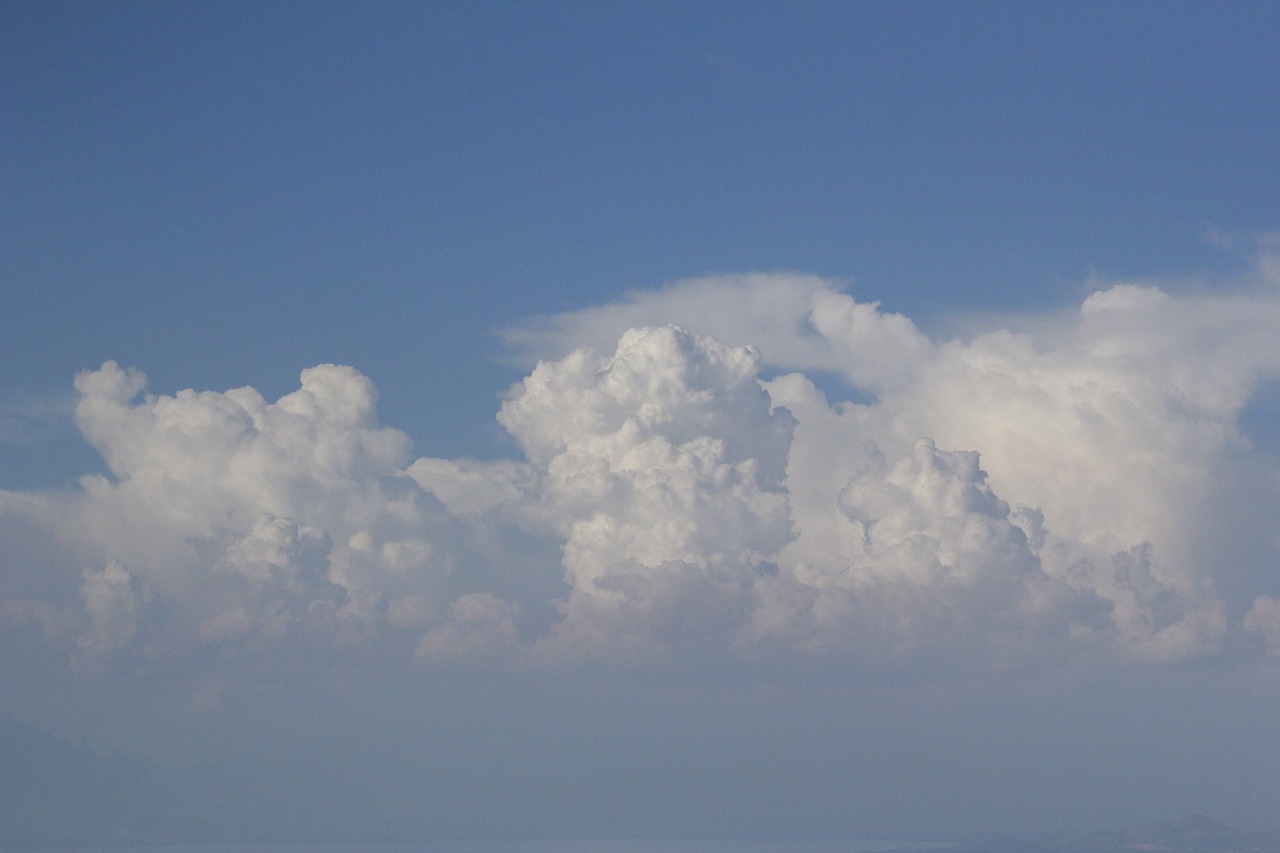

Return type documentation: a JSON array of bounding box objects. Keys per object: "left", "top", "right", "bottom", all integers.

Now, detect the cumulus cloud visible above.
[
  {"left": 497, "top": 247, "right": 1280, "bottom": 664},
  {"left": 5, "top": 244, "right": 1280, "bottom": 677},
  {"left": 1, "top": 362, "right": 516, "bottom": 669},
  {"left": 413, "top": 326, "right": 796, "bottom": 663},
  {"left": 507, "top": 326, "right": 794, "bottom": 661}
]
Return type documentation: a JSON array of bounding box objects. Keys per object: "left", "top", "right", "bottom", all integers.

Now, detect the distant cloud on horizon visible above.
[{"left": 6, "top": 243, "right": 1280, "bottom": 680}]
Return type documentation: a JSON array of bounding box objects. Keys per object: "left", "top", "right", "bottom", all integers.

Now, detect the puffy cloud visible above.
[
  {"left": 501, "top": 248, "right": 1280, "bottom": 665},
  {"left": 419, "top": 326, "right": 795, "bottom": 663},
  {"left": 3, "top": 363, "right": 468, "bottom": 667},
  {"left": 740, "top": 415, "right": 1115, "bottom": 668},
  {"left": 6, "top": 245, "right": 1280, "bottom": 676},
  {"left": 195, "top": 514, "right": 340, "bottom": 646},
  {"left": 72, "top": 361, "right": 416, "bottom": 540}
]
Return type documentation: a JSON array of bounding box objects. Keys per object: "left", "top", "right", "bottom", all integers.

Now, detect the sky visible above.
[{"left": 3, "top": 0, "right": 1280, "bottom": 846}]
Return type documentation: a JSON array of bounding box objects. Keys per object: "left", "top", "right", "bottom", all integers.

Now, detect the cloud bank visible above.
[{"left": 6, "top": 249, "right": 1280, "bottom": 678}]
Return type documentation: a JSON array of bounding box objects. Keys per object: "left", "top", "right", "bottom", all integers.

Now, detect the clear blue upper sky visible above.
[{"left": 5, "top": 0, "right": 1278, "bottom": 477}]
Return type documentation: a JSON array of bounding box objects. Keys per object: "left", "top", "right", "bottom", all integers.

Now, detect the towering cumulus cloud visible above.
[
  {"left": 429, "top": 326, "right": 796, "bottom": 663},
  {"left": 3, "top": 362, "right": 456, "bottom": 670},
  {"left": 5, "top": 248, "right": 1280, "bottom": 677}
]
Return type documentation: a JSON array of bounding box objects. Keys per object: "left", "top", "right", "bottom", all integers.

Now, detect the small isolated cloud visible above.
[{"left": 6, "top": 243, "right": 1280, "bottom": 679}]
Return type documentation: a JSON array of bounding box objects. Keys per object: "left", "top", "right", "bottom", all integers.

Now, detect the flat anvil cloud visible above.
[{"left": 5, "top": 264, "right": 1280, "bottom": 677}]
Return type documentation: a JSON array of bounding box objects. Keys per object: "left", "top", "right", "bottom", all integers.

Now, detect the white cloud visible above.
[
  {"left": 4, "top": 363, "right": 461, "bottom": 666},
  {"left": 492, "top": 245, "right": 1280, "bottom": 665},
  {"left": 500, "top": 273, "right": 933, "bottom": 394},
  {"left": 1245, "top": 595, "right": 1280, "bottom": 655},
  {"left": 420, "top": 326, "right": 796, "bottom": 663},
  {"left": 6, "top": 245, "right": 1280, "bottom": 675},
  {"left": 1080, "top": 283, "right": 1170, "bottom": 314}
]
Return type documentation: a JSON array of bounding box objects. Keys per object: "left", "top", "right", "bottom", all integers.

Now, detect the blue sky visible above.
[
  {"left": 7, "top": 1, "right": 1278, "bottom": 473},
  {"left": 4, "top": 1, "right": 1280, "bottom": 845}
]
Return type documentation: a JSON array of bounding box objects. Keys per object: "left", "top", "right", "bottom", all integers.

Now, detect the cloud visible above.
[
  {"left": 505, "top": 326, "right": 795, "bottom": 662},
  {"left": 414, "top": 326, "right": 796, "bottom": 664},
  {"left": 1245, "top": 595, "right": 1280, "bottom": 655},
  {"left": 499, "top": 273, "right": 934, "bottom": 393},
  {"left": 414, "top": 593, "right": 519, "bottom": 664},
  {"left": 496, "top": 245, "right": 1280, "bottom": 665},
  {"left": 74, "top": 561, "right": 150, "bottom": 670},
  {"left": 6, "top": 244, "right": 1280, "bottom": 677},
  {"left": 2, "top": 362, "right": 484, "bottom": 668}
]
